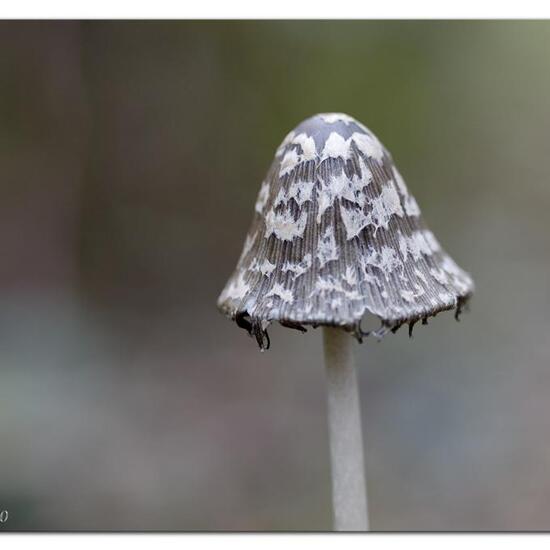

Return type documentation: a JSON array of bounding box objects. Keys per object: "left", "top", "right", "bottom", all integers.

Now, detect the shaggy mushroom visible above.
[{"left": 217, "top": 113, "right": 474, "bottom": 531}]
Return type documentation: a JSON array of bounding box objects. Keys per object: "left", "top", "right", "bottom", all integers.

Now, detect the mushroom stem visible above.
[{"left": 323, "top": 327, "right": 369, "bottom": 531}]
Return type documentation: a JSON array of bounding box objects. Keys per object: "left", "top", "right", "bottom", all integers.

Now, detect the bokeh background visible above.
[{"left": 1, "top": 20, "right": 549, "bottom": 531}]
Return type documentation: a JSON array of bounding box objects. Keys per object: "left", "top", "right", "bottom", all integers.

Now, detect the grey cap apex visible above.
[{"left": 288, "top": 112, "right": 373, "bottom": 150}]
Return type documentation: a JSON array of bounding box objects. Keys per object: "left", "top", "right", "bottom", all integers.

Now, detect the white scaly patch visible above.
[
  {"left": 400, "top": 290, "right": 416, "bottom": 303},
  {"left": 400, "top": 285, "right": 426, "bottom": 304},
  {"left": 434, "top": 258, "right": 473, "bottom": 297},
  {"left": 321, "top": 131, "right": 385, "bottom": 162},
  {"left": 329, "top": 171, "right": 360, "bottom": 203},
  {"left": 378, "top": 247, "right": 403, "bottom": 273},
  {"left": 441, "top": 256, "right": 473, "bottom": 292},
  {"left": 274, "top": 187, "right": 287, "bottom": 207},
  {"left": 343, "top": 265, "right": 358, "bottom": 286},
  {"left": 389, "top": 303, "right": 407, "bottom": 316},
  {"left": 276, "top": 130, "right": 295, "bottom": 157},
  {"left": 255, "top": 180, "right": 270, "bottom": 214},
  {"left": 321, "top": 132, "right": 353, "bottom": 161},
  {"left": 317, "top": 171, "right": 363, "bottom": 224},
  {"left": 344, "top": 288, "right": 364, "bottom": 301},
  {"left": 317, "top": 226, "right": 339, "bottom": 267},
  {"left": 319, "top": 113, "right": 356, "bottom": 125},
  {"left": 398, "top": 231, "right": 433, "bottom": 261},
  {"left": 275, "top": 179, "right": 315, "bottom": 207},
  {"left": 414, "top": 268, "right": 428, "bottom": 285},
  {"left": 392, "top": 166, "right": 407, "bottom": 196},
  {"left": 223, "top": 271, "right": 249, "bottom": 301},
  {"left": 392, "top": 167, "right": 421, "bottom": 217},
  {"left": 317, "top": 189, "right": 332, "bottom": 223},
  {"left": 247, "top": 257, "right": 259, "bottom": 272},
  {"left": 292, "top": 133, "right": 317, "bottom": 160},
  {"left": 319, "top": 113, "right": 372, "bottom": 136},
  {"left": 352, "top": 132, "right": 385, "bottom": 162},
  {"left": 439, "top": 291, "right": 457, "bottom": 304},
  {"left": 278, "top": 133, "right": 317, "bottom": 178},
  {"left": 282, "top": 253, "right": 312, "bottom": 278},
  {"left": 340, "top": 181, "right": 407, "bottom": 242},
  {"left": 363, "top": 246, "right": 402, "bottom": 274},
  {"left": 353, "top": 155, "right": 373, "bottom": 187},
  {"left": 363, "top": 271, "right": 378, "bottom": 285},
  {"left": 314, "top": 274, "right": 363, "bottom": 302},
  {"left": 265, "top": 282, "right": 294, "bottom": 304},
  {"left": 259, "top": 259, "right": 276, "bottom": 276},
  {"left": 264, "top": 208, "right": 308, "bottom": 241},
  {"left": 403, "top": 194, "right": 421, "bottom": 217},
  {"left": 339, "top": 203, "right": 371, "bottom": 240},
  {"left": 279, "top": 149, "right": 301, "bottom": 177},
  {"left": 315, "top": 276, "right": 341, "bottom": 293},
  {"left": 368, "top": 182, "right": 404, "bottom": 232},
  {"left": 280, "top": 123, "right": 384, "bottom": 174},
  {"left": 289, "top": 179, "right": 315, "bottom": 206},
  {"left": 431, "top": 267, "right": 451, "bottom": 286}
]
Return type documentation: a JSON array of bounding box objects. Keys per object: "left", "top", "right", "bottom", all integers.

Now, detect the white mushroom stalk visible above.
[
  {"left": 217, "top": 112, "right": 474, "bottom": 530},
  {"left": 324, "top": 327, "right": 368, "bottom": 531}
]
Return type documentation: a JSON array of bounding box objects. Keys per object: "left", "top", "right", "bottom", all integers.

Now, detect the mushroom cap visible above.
[{"left": 218, "top": 113, "right": 474, "bottom": 349}]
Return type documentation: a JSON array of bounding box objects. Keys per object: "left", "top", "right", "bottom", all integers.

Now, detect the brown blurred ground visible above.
[{"left": 1, "top": 20, "right": 550, "bottom": 531}]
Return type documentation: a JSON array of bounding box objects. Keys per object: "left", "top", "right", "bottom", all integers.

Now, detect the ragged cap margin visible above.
[{"left": 219, "top": 292, "right": 472, "bottom": 351}]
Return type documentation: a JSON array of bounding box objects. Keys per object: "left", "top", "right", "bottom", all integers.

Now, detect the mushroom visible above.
[{"left": 217, "top": 113, "right": 474, "bottom": 531}]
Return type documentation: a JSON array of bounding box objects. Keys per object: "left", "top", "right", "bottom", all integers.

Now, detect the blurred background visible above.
[{"left": 0, "top": 20, "right": 549, "bottom": 531}]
